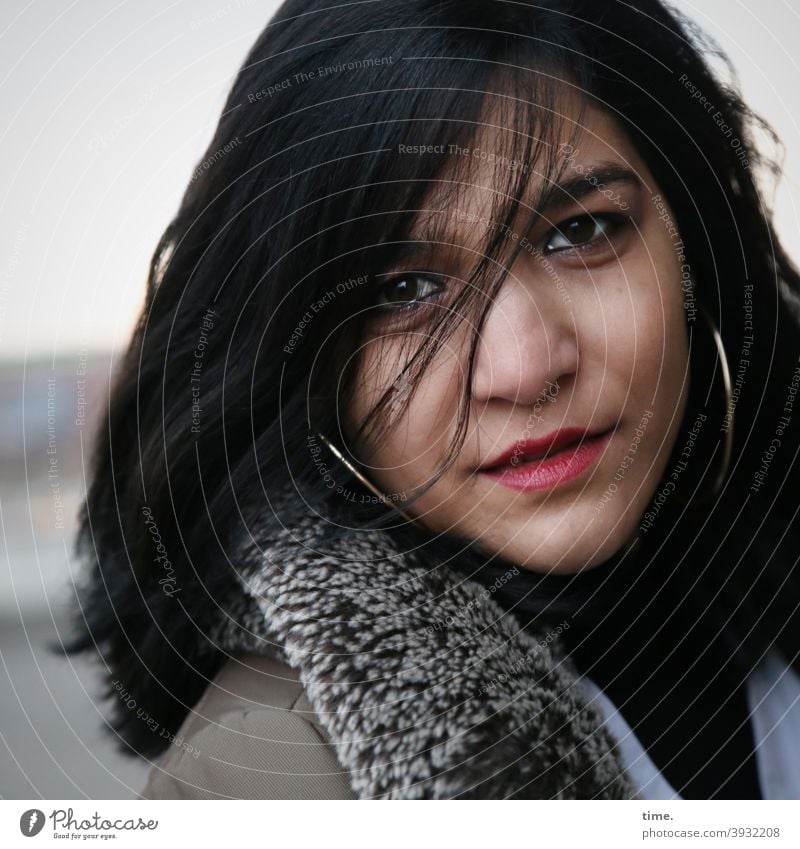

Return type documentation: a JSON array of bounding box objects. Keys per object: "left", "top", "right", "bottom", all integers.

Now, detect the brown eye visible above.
[
  {"left": 544, "top": 213, "right": 621, "bottom": 253},
  {"left": 374, "top": 273, "right": 445, "bottom": 310}
]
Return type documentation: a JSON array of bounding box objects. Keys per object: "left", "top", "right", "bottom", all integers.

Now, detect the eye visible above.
[
  {"left": 543, "top": 213, "right": 624, "bottom": 254},
  {"left": 372, "top": 272, "right": 446, "bottom": 312}
]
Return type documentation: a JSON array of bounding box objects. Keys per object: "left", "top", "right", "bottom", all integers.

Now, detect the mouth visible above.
[{"left": 478, "top": 425, "right": 616, "bottom": 492}]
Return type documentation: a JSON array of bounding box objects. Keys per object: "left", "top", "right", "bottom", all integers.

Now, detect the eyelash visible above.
[
  {"left": 542, "top": 212, "right": 627, "bottom": 255},
  {"left": 371, "top": 272, "right": 447, "bottom": 314},
  {"left": 373, "top": 212, "right": 629, "bottom": 315}
]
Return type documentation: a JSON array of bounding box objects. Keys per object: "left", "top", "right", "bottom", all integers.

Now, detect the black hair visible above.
[{"left": 69, "top": 0, "right": 800, "bottom": 758}]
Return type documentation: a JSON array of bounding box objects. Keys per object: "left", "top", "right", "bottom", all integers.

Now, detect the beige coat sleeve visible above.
[{"left": 140, "top": 706, "right": 357, "bottom": 800}]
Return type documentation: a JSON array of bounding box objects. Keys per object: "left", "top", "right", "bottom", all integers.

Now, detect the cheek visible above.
[
  {"left": 635, "top": 250, "right": 688, "bottom": 385},
  {"left": 346, "top": 340, "right": 463, "bottom": 474},
  {"left": 594, "top": 249, "right": 686, "bottom": 391}
]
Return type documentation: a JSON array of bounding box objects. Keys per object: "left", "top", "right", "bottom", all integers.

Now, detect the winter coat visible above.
[
  {"left": 141, "top": 480, "right": 800, "bottom": 799},
  {"left": 140, "top": 487, "right": 637, "bottom": 800}
]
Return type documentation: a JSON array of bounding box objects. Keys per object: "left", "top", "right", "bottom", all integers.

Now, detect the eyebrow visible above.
[
  {"left": 538, "top": 162, "right": 642, "bottom": 211},
  {"left": 381, "top": 163, "right": 643, "bottom": 265}
]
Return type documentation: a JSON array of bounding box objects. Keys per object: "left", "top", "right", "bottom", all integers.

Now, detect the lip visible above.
[{"left": 478, "top": 425, "right": 615, "bottom": 492}]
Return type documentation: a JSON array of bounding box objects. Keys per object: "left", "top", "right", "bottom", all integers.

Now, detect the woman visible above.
[{"left": 70, "top": 0, "right": 800, "bottom": 799}]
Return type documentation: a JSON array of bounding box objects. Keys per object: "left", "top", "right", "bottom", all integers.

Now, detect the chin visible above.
[{"left": 481, "top": 508, "right": 639, "bottom": 575}]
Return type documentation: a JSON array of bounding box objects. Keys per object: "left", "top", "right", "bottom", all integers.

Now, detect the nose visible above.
[{"left": 471, "top": 273, "right": 579, "bottom": 405}]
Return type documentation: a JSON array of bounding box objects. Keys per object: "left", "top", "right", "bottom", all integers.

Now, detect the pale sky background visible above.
[{"left": 0, "top": 0, "right": 798, "bottom": 360}]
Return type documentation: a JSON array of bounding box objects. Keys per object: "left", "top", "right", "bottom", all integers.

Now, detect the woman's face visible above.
[{"left": 344, "top": 94, "right": 690, "bottom": 574}]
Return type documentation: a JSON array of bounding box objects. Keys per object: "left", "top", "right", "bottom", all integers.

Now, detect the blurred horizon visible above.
[{"left": 1, "top": 0, "right": 799, "bottom": 361}]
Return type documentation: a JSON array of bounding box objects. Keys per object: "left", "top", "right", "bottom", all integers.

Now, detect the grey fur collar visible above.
[{"left": 215, "top": 491, "right": 634, "bottom": 799}]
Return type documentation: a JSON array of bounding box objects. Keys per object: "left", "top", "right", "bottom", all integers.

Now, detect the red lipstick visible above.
[{"left": 479, "top": 426, "right": 614, "bottom": 492}]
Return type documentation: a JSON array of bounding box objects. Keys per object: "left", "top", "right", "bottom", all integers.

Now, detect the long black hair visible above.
[{"left": 70, "top": 0, "right": 800, "bottom": 758}]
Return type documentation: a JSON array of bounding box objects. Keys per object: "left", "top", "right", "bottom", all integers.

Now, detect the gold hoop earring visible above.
[
  {"left": 314, "top": 430, "right": 417, "bottom": 524},
  {"left": 673, "top": 300, "right": 734, "bottom": 506}
]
